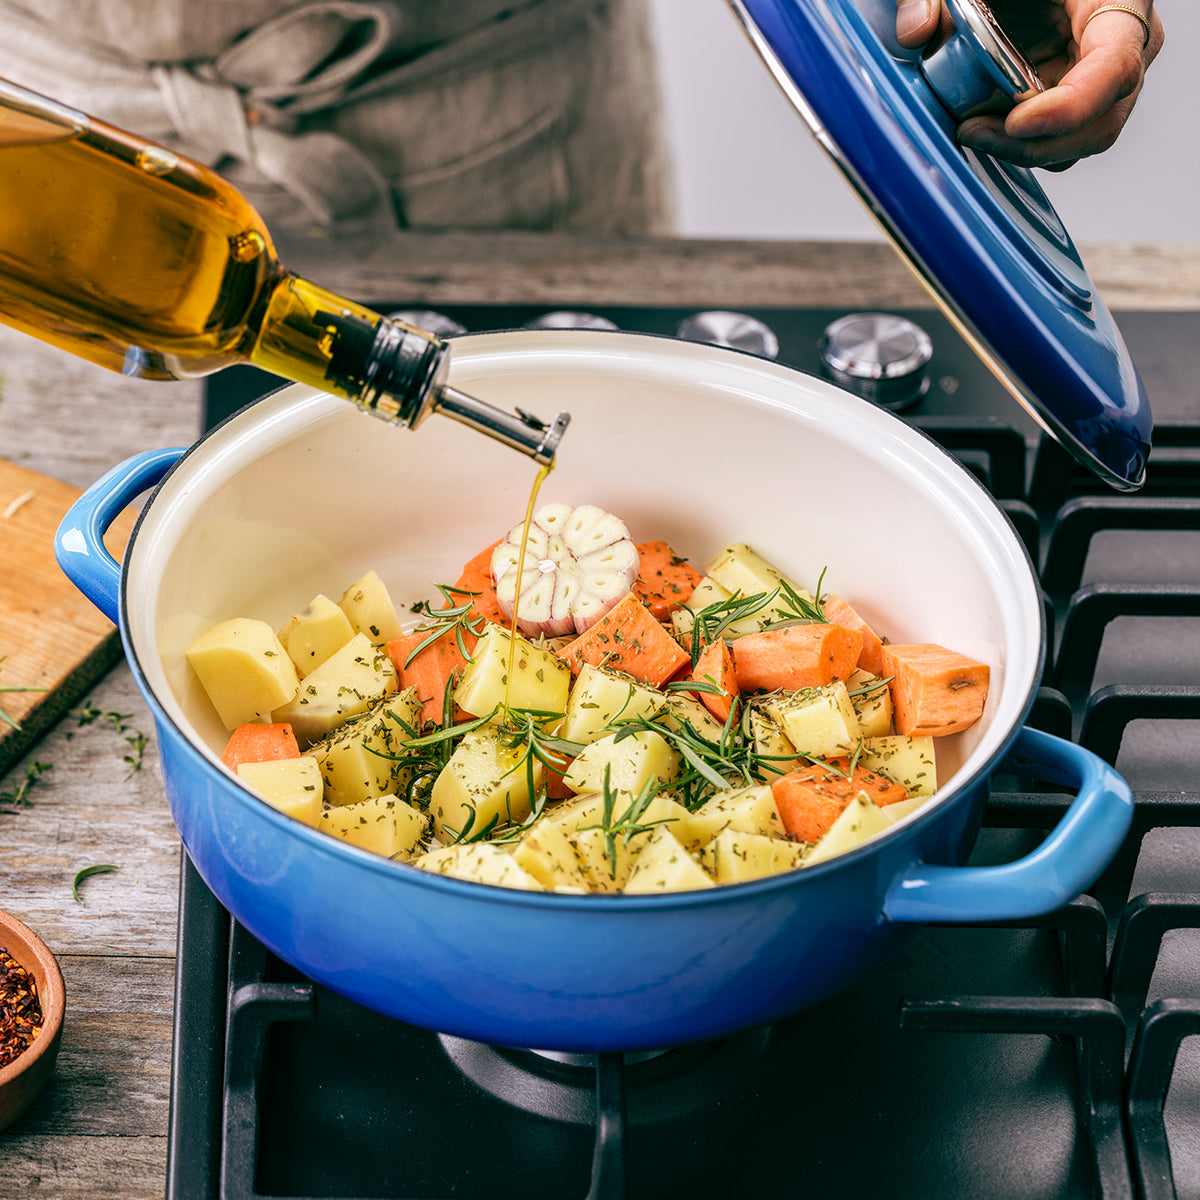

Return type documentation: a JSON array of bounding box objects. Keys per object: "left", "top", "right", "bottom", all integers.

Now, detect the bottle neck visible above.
[
  {"left": 321, "top": 309, "right": 448, "bottom": 427},
  {"left": 251, "top": 277, "right": 569, "bottom": 464},
  {"left": 333, "top": 312, "right": 571, "bottom": 464}
]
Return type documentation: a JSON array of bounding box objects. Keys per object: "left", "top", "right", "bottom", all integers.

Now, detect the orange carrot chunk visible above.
[
  {"left": 387, "top": 629, "right": 476, "bottom": 726},
  {"left": 881, "top": 643, "right": 990, "bottom": 737},
  {"left": 556, "top": 592, "right": 689, "bottom": 687},
  {"left": 821, "top": 593, "right": 886, "bottom": 678},
  {"left": 688, "top": 638, "right": 739, "bottom": 724},
  {"left": 453, "top": 545, "right": 507, "bottom": 627},
  {"left": 221, "top": 722, "right": 300, "bottom": 770},
  {"left": 771, "top": 761, "right": 907, "bottom": 843},
  {"left": 462, "top": 539, "right": 503, "bottom": 579},
  {"left": 632, "top": 540, "right": 702, "bottom": 621},
  {"left": 729, "top": 622, "right": 863, "bottom": 693}
]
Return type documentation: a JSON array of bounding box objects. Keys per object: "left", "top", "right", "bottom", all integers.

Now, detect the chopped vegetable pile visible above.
[{"left": 185, "top": 505, "right": 991, "bottom": 892}]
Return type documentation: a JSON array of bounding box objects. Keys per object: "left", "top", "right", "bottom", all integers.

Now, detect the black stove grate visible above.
[{"left": 169, "top": 304, "right": 1200, "bottom": 1200}]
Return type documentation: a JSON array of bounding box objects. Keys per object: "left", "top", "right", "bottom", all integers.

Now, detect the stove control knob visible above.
[
  {"left": 386, "top": 309, "right": 467, "bottom": 337},
  {"left": 675, "top": 311, "right": 780, "bottom": 360},
  {"left": 819, "top": 312, "right": 933, "bottom": 411},
  {"left": 524, "top": 311, "right": 619, "bottom": 330}
]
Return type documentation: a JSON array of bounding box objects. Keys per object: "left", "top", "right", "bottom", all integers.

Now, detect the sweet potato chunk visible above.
[
  {"left": 881, "top": 643, "right": 990, "bottom": 737},
  {"left": 633, "top": 540, "right": 702, "bottom": 620},
  {"left": 771, "top": 761, "right": 908, "bottom": 844},
  {"left": 556, "top": 593, "right": 689, "bottom": 687},
  {"left": 730, "top": 622, "right": 863, "bottom": 693},
  {"left": 821, "top": 593, "right": 886, "bottom": 677}
]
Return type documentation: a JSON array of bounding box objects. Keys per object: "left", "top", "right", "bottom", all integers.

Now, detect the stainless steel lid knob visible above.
[
  {"left": 819, "top": 312, "right": 933, "bottom": 411},
  {"left": 675, "top": 311, "right": 780, "bottom": 360},
  {"left": 920, "top": 0, "right": 1044, "bottom": 118}
]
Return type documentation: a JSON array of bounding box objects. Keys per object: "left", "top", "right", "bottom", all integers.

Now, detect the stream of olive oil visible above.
[{"left": 503, "top": 461, "right": 553, "bottom": 716}]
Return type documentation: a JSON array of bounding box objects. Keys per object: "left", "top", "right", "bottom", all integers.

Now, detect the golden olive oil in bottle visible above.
[{"left": 0, "top": 77, "right": 567, "bottom": 461}]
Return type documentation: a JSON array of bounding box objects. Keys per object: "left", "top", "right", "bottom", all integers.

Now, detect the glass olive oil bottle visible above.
[{"left": 0, "top": 77, "right": 567, "bottom": 462}]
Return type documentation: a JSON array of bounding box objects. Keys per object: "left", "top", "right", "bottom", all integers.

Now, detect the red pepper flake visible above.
[{"left": 0, "top": 945, "right": 44, "bottom": 1069}]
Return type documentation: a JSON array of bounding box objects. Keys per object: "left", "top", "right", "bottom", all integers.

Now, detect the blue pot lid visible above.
[{"left": 730, "top": 0, "right": 1152, "bottom": 490}]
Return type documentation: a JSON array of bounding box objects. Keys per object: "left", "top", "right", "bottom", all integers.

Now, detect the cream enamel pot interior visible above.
[{"left": 56, "top": 329, "right": 1132, "bottom": 1051}]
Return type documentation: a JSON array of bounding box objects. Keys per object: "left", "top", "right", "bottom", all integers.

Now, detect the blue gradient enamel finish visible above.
[
  {"left": 734, "top": 0, "right": 1152, "bottom": 489},
  {"left": 52, "top": 447, "right": 187, "bottom": 624},
  {"left": 56, "top": 451, "right": 1134, "bottom": 1051}
]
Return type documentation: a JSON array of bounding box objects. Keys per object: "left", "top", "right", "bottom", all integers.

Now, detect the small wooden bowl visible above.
[{"left": 0, "top": 910, "right": 65, "bottom": 1131}]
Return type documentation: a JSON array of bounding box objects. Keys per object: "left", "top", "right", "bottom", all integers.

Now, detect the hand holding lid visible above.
[
  {"left": 729, "top": 0, "right": 1155, "bottom": 489},
  {"left": 897, "top": 0, "right": 1164, "bottom": 168}
]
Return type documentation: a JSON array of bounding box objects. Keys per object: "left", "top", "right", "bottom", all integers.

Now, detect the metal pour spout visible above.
[
  {"left": 430, "top": 385, "right": 570, "bottom": 467},
  {"left": 345, "top": 313, "right": 570, "bottom": 467}
]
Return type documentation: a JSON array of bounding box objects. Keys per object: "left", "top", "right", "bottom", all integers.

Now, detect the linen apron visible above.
[{"left": 0, "top": 0, "right": 675, "bottom": 233}]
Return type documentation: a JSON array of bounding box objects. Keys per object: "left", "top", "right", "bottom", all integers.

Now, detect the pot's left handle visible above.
[{"left": 55, "top": 448, "right": 187, "bottom": 624}]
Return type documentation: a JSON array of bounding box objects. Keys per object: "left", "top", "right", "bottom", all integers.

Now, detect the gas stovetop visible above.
[{"left": 172, "top": 304, "right": 1200, "bottom": 1200}]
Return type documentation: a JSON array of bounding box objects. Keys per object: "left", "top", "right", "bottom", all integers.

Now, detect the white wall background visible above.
[{"left": 646, "top": 1, "right": 1197, "bottom": 242}]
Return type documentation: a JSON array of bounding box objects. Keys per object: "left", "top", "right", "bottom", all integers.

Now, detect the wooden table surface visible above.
[{"left": 0, "top": 234, "right": 1196, "bottom": 1198}]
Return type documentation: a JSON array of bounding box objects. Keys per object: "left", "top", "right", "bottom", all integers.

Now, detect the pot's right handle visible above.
[
  {"left": 883, "top": 726, "right": 1133, "bottom": 924},
  {"left": 55, "top": 448, "right": 186, "bottom": 624}
]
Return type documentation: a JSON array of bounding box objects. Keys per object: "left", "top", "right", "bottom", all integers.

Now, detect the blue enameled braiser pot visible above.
[{"left": 55, "top": 331, "right": 1132, "bottom": 1051}]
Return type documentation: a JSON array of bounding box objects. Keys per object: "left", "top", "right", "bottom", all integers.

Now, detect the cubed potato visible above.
[
  {"left": 561, "top": 663, "right": 667, "bottom": 745},
  {"left": 699, "top": 828, "right": 809, "bottom": 883},
  {"left": 545, "top": 790, "right": 607, "bottom": 832},
  {"left": 569, "top": 826, "right": 638, "bottom": 891},
  {"left": 237, "top": 756, "right": 323, "bottom": 826},
  {"left": 548, "top": 787, "right": 690, "bottom": 830},
  {"left": 454, "top": 625, "right": 572, "bottom": 721},
  {"left": 271, "top": 633, "right": 397, "bottom": 744},
  {"left": 624, "top": 826, "right": 715, "bottom": 893},
  {"left": 705, "top": 543, "right": 815, "bottom": 632},
  {"left": 859, "top": 734, "right": 938, "bottom": 798},
  {"left": 413, "top": 843, "right": 544, "bottom": 890},
  {"left": 765, "top": 682, "right": 862, "bottom": 760},
  {"left": 513, "top": 820, "right": 592, "bottom": 890},
  {"left": 685, "top": 784, "right": 785, "bottom": 848},
  {"left": 187, "top": 617, "right": 300, "bottom": 731},
  {"left": 557, "top": 791, "right": 694, "bottom": 891},
  {"left": 310, "top": 687, "right": 423, "bottom": 807},
  {"left": 429, "top": 724, "right": 543, "bottom": 841},
  {"left": 847, "top": 669, "right": 893, "bottom": 739},
  {"left": 661, "top": 691, "right": 728, "bottom": 745},
  {"left": 319, "top": 795, "right": 429, "bottom": 859},
  {"left": 277, "top": 594, "right": 355, "bottom": 677},
  {"left": 748, "top": 709, "right": 802, "bottom": 780},
  {"left": 803, "top": 793, "right": 892, "bottom": 866},
  {"left": 562, "top": 729, "right": 682, "bottom": 796},
  {"left": 670, "top": 575, "right": 731, "bottom": 644},
  {"left": 881, "top": 794, "right": 936, "bottom": 824},
  {"left": 339, "top": 569, "right": 405, "bottom": 645}
]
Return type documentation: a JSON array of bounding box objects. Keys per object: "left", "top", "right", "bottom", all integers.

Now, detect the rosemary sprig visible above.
[
  {"left": 847, "top": 673, "right": 894, "bottom": 699},
  {"left": 124, "top": 730, "right": 149, "bottom": 778},
  {"left": 403, "top": 583, "right": 488, "bottom": 666},
  {"left": 608, "top": 711, "right": 752, "bottom": 807},
  {"left": 686, "top": 588, "right": 782, "bottom": 665},
  {"left": 70, "top": 702, "right": 135, "bottom": 732},
  {"left": 72, "top": 863, "right": 119, "bottom": 904},
  {"left": 664, "top": 677, "right": 726, "bottom": 697},
  {"left": 0, "top": 656, "right": 48, "bottom": 732},
  {"left": 683, "top": 570, "right": 831, "bottom": 665},
  {"left": 577, "top": 768, "right": 673, "bottom": 878},
  {"left": 485, "top": 790, "right": 549, "bottom": 846},
  {"left": 0, "top": 760, "right": 53, "bottom": 809}
]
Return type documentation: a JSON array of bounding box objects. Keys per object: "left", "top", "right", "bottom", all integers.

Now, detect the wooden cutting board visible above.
[{"left": 0, "top": 458, "right": 136, "bottom": 775}]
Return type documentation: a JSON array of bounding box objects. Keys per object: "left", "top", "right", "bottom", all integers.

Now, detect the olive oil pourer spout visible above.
[
  {"left": 328, "top": 309, "right": 570, "bottom": 466},
  {"left": 431, "top": 386, "right": 570, "bottom": 466}
]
